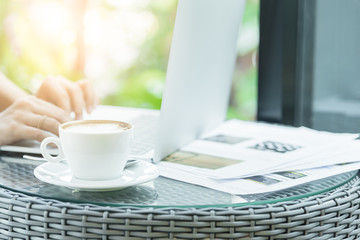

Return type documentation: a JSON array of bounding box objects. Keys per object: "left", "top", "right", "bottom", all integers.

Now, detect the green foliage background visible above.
[{"left": 0, "top": 0, "right": 259, "bottom": 120}]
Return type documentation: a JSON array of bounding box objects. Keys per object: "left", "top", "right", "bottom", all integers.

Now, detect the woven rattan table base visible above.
[{"left": 0, "top": 175, "right": 359, "bottom": 239}]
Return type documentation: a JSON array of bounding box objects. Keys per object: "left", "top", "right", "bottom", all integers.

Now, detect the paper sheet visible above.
[
  {"left": 168, "top": 120, "right": 359, "bottom": 179},
  {"left": 158, "top": 161, "right": 360, "bottom": 195},
  {"left": 157, "top": 119, "right": 360, "bottom": 194}
]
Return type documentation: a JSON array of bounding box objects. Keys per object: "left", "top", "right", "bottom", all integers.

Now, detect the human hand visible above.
[
  {"left": 35, "top": 76, "right": 97, "bottom": 120},
  {"left": 0, "top": 96, "right": 71, "bottom": 146}
]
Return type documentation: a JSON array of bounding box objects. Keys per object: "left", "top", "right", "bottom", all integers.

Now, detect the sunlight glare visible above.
[
  {"left": 29, "top": 2, "right": 70, "bottom": 41},
  {"left": 106, "top": 0, "right": 151, "bottom": 9},
  {"left": 84, "top": 1, "right": 157, "bottom": 97}
]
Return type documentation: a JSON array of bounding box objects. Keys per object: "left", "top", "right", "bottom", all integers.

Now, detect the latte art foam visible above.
[{"left": 65, "top": 123, "right": 126, "bottom": 133}]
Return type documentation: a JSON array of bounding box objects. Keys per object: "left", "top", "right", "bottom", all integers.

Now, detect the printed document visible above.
[{"left": 157, "top": 119, "right": 360, "bottom": 194}]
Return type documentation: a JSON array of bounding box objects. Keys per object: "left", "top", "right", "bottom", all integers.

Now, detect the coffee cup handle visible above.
[{"left": 40, "top": 137, "right": 65, "bottom": 163}]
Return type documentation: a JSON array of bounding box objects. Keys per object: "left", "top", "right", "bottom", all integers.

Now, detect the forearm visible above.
[{"left": 0, "top": 73, "right": 29, "bottom": 111}]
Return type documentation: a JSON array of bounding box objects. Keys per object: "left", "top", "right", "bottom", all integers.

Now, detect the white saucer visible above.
[{"left": 34, "top": 161, "right": 159, "bottom": 191}]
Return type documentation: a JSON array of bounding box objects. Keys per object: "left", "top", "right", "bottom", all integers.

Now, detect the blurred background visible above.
[{"left": 0, "top": 0, "right": 259, "bottom": 120}]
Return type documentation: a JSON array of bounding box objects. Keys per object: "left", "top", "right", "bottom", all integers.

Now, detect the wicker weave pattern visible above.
[{"left": 0, "top": 177, "right": 359, "bottom": 239}]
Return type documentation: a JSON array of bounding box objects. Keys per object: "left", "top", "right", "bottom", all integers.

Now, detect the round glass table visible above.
[
  {"left": 0, "top": 155, "right": 359, "bottom": 239},
  {"left": 0, "top": 156, "right": 357, "bottom": 207}
]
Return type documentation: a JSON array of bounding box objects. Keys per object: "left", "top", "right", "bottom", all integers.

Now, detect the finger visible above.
[
  {"left": 51, "top": 86, "right": 72, "bottom": 115},
  {"left": 17, "top": 96, "right": 71, "bottom": 123},
  {"left": 36, "top": 77, "right": 72, "bottom": 114},
  {"left": 66, "top": 84, "right": 85, "bottom": 120},
  {"left": 31, "top": 97, "right": 71, "bottom": 123},
  {"left": 14, "top": 125, "right": 52, "bottom": 143},
  {"left": 41, "top": 116, "right": 61, "bottom": 135},
  {"left": 26, "top": 114, "right": 61, "bottom": 136},
  {"left": 56, "top": 76, "right": 85, "bottom": 119},
  {"left": 77, "top": 79, "right": 96, "bottom": 113}
]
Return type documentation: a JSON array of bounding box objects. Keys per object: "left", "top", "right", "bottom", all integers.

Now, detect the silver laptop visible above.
[{"left": 0, "top": 0, "right": 245, "bottom": 163}]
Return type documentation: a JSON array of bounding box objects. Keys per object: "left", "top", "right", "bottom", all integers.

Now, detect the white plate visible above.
[{"left": 34, "top": 161, "right": 159, "bottom": 191}]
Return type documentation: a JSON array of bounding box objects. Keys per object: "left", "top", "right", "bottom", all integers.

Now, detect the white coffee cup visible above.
[{"left": 40, "top": 120, "right": 134, "bottom": 181}]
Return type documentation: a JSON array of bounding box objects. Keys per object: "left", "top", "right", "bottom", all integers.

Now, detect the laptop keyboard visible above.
[{"left": 130, "top": 115, "right": 158, "bottom": 155}]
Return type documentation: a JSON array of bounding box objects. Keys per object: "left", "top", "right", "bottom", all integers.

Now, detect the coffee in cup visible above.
[{"left": 40, "top": 120, "right": 134, "bottom": 181}]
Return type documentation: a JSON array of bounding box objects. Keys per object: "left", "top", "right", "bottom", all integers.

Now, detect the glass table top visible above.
[{"left": 0, "top": 155, "right": 357, "bottom": 208}]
